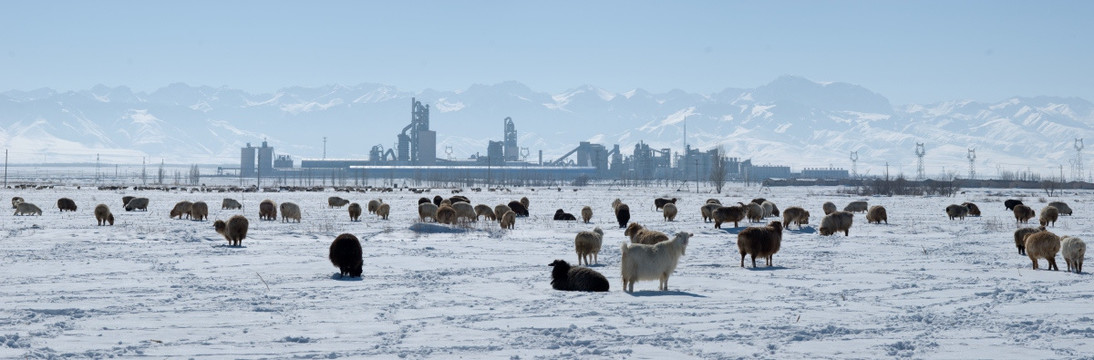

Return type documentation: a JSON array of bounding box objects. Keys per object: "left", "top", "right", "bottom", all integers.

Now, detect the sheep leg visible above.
[
  {"left": 751, "top": 255, "right": 757, "bottom": 268},
  {"left": 1049, "top": 258, "right": 1059, "bottom": 271},
  {"left": 1030, "top": 258, "right": 1039, "bottom": 270},
  {"left": 593, "top": 253, "right": 598, "bottom": 264},
  {"left": 844, "top": 229, "right": 849, "bottom": 236},
  {"left": 1066, "top": 259, "right": 1074, "bottom": 273},
  {"left": 740, "top": 253, "right": 746, "bottom": 267}
]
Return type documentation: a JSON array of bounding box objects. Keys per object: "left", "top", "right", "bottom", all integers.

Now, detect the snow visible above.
[{"left": 3, "top": 184, "right": 1094, "bottom": 358}]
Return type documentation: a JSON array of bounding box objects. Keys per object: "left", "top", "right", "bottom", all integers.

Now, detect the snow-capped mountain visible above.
[{"left": 2, "top": 77, "right": 1092, "bottom": 178}]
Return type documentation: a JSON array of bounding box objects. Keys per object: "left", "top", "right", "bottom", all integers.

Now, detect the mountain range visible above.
[{"left": 2, "top": 76, "right": 1092, "bottom": 179}]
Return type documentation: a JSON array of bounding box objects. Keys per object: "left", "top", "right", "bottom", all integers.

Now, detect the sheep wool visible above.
[
  {"left": 738, "top": 221, "right": 783, "bottom": 268},
  {"left": 549, "top": 259, "right": 609, "bottom": 292},
  {"left": 1061, "top": 236, "right": 1086, "bottom": 273}
]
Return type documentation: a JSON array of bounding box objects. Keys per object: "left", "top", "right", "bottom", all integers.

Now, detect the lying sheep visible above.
[
  {"left": 1005, "top": 199, "right": 1024, "bottom": 211},
  {"left": 12, "top": 196, "right": 24, "bottom": 209},
  {"left": 122, "top": 196, "right": 134, "bottom": 208},
  {"left": 500, "top": 210, "right": 516, "bottom": 229},
  {"left": 620, "top": 232, "right": 692, "bottom": 292},
  {"left": 1013, "top": 227, "right": 1043, "bottom": 256},
  {"left": 1048, "top": 201, "right": 1073, "bottom": 216},
  {"left": 475, "top": 204, "right": 496, "bottom": 221},
  {"left": 553, "top": 209, "right": 577, "bottom": 221},
  {"left": 945, "top": 204, "right": 969, "bottom": 220},
  {"left": 190, "top": 201, "right": 209, "bottom": 221},
  {"left": 507, "top": 201, "right": 529, "bottom": 217},
  {"left": 822, "top": 201, "right": 837, "bottom": 215},
  {"left": 124, "top": 197, "right": 149, "bottom": 212},
  {"left": 819, "top": 211, "right": 854, "bottom": 236},
  {"left": 494, "top": 204, "right": 512, "bottom": 223},
  {"left": 279, "top": 202, "right": 301, "bottom": 223},
  {"left": 654, "top": 197, "right": 677, "bottom": 211},
  {"left": 1013, "top": 204, "right": 1035, "bottom": 224},
  {"left": 1025, "top": 230, "right": 1061, "bottom": 271},
  {"left": 662, "top": 203, "right": 678, "bottom": 221},
  {"left": 367, "top": 199, "right": 382, "bottom": 214},
  {"left": 781, "top": 206, "right": 809, "bottom": 230},
  {"left": 844, "top": 201, "right": 868, "bottom": 213},
  {"left": 761, "top": 201, "right": 780, "bottom": 217},
  {"left": 94, "top": 204, "right": 114, "bottom": 226},
  {"left": 713, "top": 205, "right": 746, "bottom": 229},
  {"left": 520, "top": 196, "right": 530, "bottom": 210},
  {"left": 222, "top": 198, "right": 242, "bottom": 210},
  {"left": 625, "top": 222, "right": 669, "bottom": 245},
  {"left": 1040, "top": 206, "right": 1059, "bottom": 227},
  {"left": 738, "top": 221, "right": 783, "bottom": 268},
  {"left": 171, "top": 201, "right": 194, "bottom": 219},
  {"left": 329, "top": 233, "right": 363, "bottom": 278},
  {"left": 962, "top": 202, "right": 981, "bottom": 216},
  {"left": 574, "top": 227, "right": 604, "bottom": 265},
  {"left": 1061, "top": 236, "right": 1086, "bottom": 273},
  {"left": 419, "top": 202, "right": 439, "bottom": 222},
  {"left": 581, "top": 206, "right": 593, "bottom": 223},
  {"left": 214, "top": 215, "right": 249, "bottom": 246},
  {"left": 549, "top": 259, "right": 609, "bottom": 292},
  {"left": 866, "top": 205, "right": 887, "bottom": 224},
  {"left": 57, "top": 198, "right": 77, "bottom": 212},
  {"left": 701, "top": 203, "right": 721, "bottom": 223},
  {"left": 452, "top": 202, "right": 476, "bottom": 223},
  {"left": 348, "top": 203, "right": 362, "bottom": 221},
  {"left": 14, "top": 202, "right": 42, "bottom": 216},
  {"left": 744, "top": 202, "right": 765, "bottom": 223},
  {"left": 328, "top": 196, "right": 351, "bottom": 208},
  {"left": 259, "top": 199, "right": 277, "bottom": 221},
  {"left": 376, "top": 203, "right": 390, "bottom": 220},
  {"left": 615, "top": 204, "right": 631, "bottom": 229}
]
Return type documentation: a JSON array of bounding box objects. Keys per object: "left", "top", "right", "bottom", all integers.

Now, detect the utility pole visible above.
[
  {"left": 323, "top": 136, "right": 327, "bottom": 160},
  {"left": 96, "top": 153, "right": 100, "bottom": 183},
  {"left": 3, "top": 149, "right": 7, "bottom": 187},
  {"left": 142, "top": 157, "right": 147, "bottom": 185}
]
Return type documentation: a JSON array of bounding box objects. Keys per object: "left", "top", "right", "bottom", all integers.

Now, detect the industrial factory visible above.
[{"left": 238, "top": 98, "right": 848, "bottom": 184}]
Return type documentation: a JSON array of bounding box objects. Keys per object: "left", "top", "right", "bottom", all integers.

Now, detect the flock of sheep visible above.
[{"left": 7, "top": 189, "right": 1087, "bottom": 294}]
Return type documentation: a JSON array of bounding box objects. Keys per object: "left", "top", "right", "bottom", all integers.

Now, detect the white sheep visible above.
[
  {"left": 574, "top": 227, "right": 604, "bottom": 266},
  {"left": 662, "top": 203, "right": 678, "bottom": 221},
  {"left": 581, "top": 206, "right": 593, "bottom": 223},
  {"left": 1061, "top": 236, "right": 1086, "bottom": 273},
  {"left": 419, "top": 202, "right": 439, "bottom": 222},
  {"left": 279, "top": 202, "right": 301, "bottom": 223},
  {"left": 620, "top": 232, "right": 692, "bottom": 292},
  {"left": 451, "top": 202, "right": 477, "bottom": 223}
]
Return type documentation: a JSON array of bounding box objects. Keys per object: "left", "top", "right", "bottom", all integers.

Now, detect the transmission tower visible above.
[
  {"left": 915, "top": 143, "right": 926, "bottom": 181},
  {"left": 1073, "top": 138, "right": 1084, "bottom": 181},
  {"left": 967, "top": 148, "right": 976, "bottom": 180},
  {"left": 849, "top": 151, "right": 859, "bottom": 178},
  {"left": 445, "top": 146, "right": 453, "bottom": 161}
]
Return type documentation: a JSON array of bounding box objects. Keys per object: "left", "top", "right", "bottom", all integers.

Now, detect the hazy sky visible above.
[{"left": 2, "top": 0, "right": 1091, "bottom": 104}]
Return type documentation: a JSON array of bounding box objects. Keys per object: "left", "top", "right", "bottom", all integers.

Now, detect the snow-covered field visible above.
[{"left": 3, "top": 184, "right": 1094, "bottom": 359}]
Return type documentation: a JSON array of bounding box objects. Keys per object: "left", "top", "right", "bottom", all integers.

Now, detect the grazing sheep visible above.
[
  {"left": 121, "top": 196, "right": 134, "bottom": 208},
  {"left": 432, "top": 195, "right": 443, "bottom": 206},
  {"left": 94, "top": 204, "right": 114, "bottom": 226},
  {"left": 706, "top": 198, "right": 722, "bottom": 205},
  {"left": 222, "top": 198, "right": 242, "bottom": 210},
  {"left": 866, "top": 205, "right": 887, "bottom": 224},
  {"left": 581, "top": 206, "right": 593, "bottom": 223},
  {"left": 1040, "top": 206, "right": 1059, "bottom": 227},
  {"left": 124, "top": 197, "right": 149, "bottom": 212},
  {"left": 327, "top": 196, "right": 351, "bottom": 208},
  {"left": 620, "top": 232, "right": 691, "bottom": 292},
  {"left": 367, "top": 199, "right": 382, "bottom": 214},
  {"left": 259, "top": 199, "right": 277, "bottom": 221},
  {"left": 713, "top": 205, "right": 746, "bottom": 229},
  {"left": 170, "top": 201, "right": 193, "bottom": 219},
  {"left": 701, "top": 203, "right": 721, "bottom": 223},
  {"left": 1061, "top": 236, "right": 1086, "bottom": 273},
  {"left": 56, "top": 198, "right": 77, "bottom": 212},
  {"left": 624, "top": 222, "right": 670, "bottom": 245},
  {"left": 376, "top": 203, "right": 390, "bottom": 220},
  {"left": 781, "top": 206, "right": 809, "bottom": 230},
  {"left": 738, "top": 221, "right": 783, "bottom": 268},
  {"left": 662, "top": 203, "right": 678, "bottom": 221},
  {"left": 1013, "top": 227, "right": 1043, "bottom": 256},
  {"left": 500, "top": 210, "right": 516, "bottom": 229},
  {"left": 574, "top": 227, "right": 605, "bottom": 265},
  {"left": 475, "top": 204, "right": 496, "bottom": 221},
  {"left": 419, "top": 202, "right": 439, "bottom": 222},
  {"left": 214, "top": 215, "right": 249, "bottom": 246},
  {"left": 654, "top": 197, "right": 677, "bottom": 211},
  {"left": 819, "top": 211, "right": 854, "bottom": 236},
  {"left": 945, "top": 204, "right": 969, "bottom": 220},
  {"left": 844, "top": 201, "right": 868, "bottom": 213},
  {"left": 12, "top": 196, "right": 24, "bottom": 209},
  {"left": 962, "top": 202, "right": 981, "bottom": 216},
  {"left": 750, "top": 198, "right": 767, "bottom": 205},
  {"left": 1013, "top": 204, "right": 1035, "bottom": 224},
  {"left": 1025, "top": 230, "right": 1061, "bottom": 271},
  {"left": 507, "top": 201, "right": 529, "bottom": 217},
  {"left": 329, "top": 233, "right": 363, "bottom": 278},
  {"left": 348, "top": 203, "right": 362, "bottom": 221},
  {"left": 553, "top": 209, "right": 577, "bottom": 221},
  {"left": 13, "top": 202, "right": 42, "bottom": 216},
  {"left": 1049, "top": 201, "right": 1073, "bottom": 216},
  {"left": 615, "top": 204, "right": 631, "bottom": 229},
  {"left": 822, "top": 201, "right": 837, "bottom": 215},
  {"left": 549, "top": 259, "right": 609, "bottom": 292},
  {"left": 761, "top": 201, "right": 780, "bottom": 217},
  {"left": 520, "top": 196, "right": 530, "bottom": 210},
  {"left": 190, "top": 201, "right": 209, "bottom": 221},
  {"left": 435, "top": 205, "right": 457, "bottom": 225},
  {"left": 1005, "top": 199, "right": 1024, "bottom": 211},
  {"left": 493, "top": 204, "right": 512, "bottom": 222},
  {"left": 452, "top": 202, "right": 476, "bottom": 223},
  {"left": 279, "top": 202, "right": 302, "bottom": 223},
  {"left": 744, "top": 202, "right": 765, "bottom": 223}
]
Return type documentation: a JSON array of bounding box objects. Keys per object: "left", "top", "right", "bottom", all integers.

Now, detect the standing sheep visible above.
[
  {"left": 327, "top": 196, "right": 350, "bottom": 208},
  {"left": 761, "top": 200, "right": 780, "bottom": 217},
  {"left": 581, "top": 206, "right": 592, "bottom": 224},
  {"left": 279, "top": 202, "right": 302, "bottom": 223},
  {"left": 1061, "top": 236, "right": 1086, "bottom": 273},
  {"left": 620, "top": 232, "right": 692, "bottom": 292},
  {"left": 14, "top": 202, "right": 42, "bottom": 216},
  {"left": 348, "top": 203, "right": 362, "bottom": 221},
  {"left": 475, "top": 204, "right": 496, "bottom": 221},
  {"left": 738, "top": 221, "right": 783, "bottom": 268},
  {"left": 844, "top": 201, "right": 868, "bottom": 213},
  {"left": 259, "top": 199, "right": 277, "bottom": 221},
  {"left": 222, "top": 198, "right": 243, "bottom": 210},
  {"left": 1005, "top": 199, "right": 1024, "bottom": 211},
  {"left": 520, "top": 196, "right": 530, "bottom": 210},
  {"left": 57, "top": 198, "right": 77, "bottom": 212},
  {"left": 822, "top": 201, "right": 837, "bottom": 215},
  {"left": 493, "top": 204, "right": 512, "bottom": 223},
  {"left": 1025, "top": 230, "right": 1061, "bottom": 271},
  {"left": 12, "top": 196, "right": 24, "bottom": 209},
  {"left": 121, "top": 196, "right": 134, "bottom": 208},
  {"left": 713, "top": 205, "right": 746, "bottom": 229},
  {"left": 653, "top": 197, "right": 677, "bottom": 211},
  {"left": 452, "top": 202, "right": 476, "bottom": 223},
  {"left": 419, "top": 202, "right": 439, "bottom": 222},
  {"left": 819, "top": 211, "right": 854, "bottom": 236},
  {"left": 376, "top": 203, "right": 390, "bottom": 220},
  {"left": 744, "top": 202, "right": 765, "bottom": 223},
  {"left": 213, "top": 215, "right": 249, "bottom": 246},
  {"left": 701, "top": 203, "right": 721, "bottom": 223},
  {"left": 329, "top": 233, "right": 363, "bottom": 278},
  {"left": 1013, "top": 226, "right": 1044, "bottom": 256},
  {"left": 945, "top": 204, "right": 969, "bottom": 220},
  {"left": 574, "top": 227, "right": 604, "bottom": 266},
  {"left": 124, "top": 197, "right": 149, "bottom": 211},
  {"left": 615, "top": 204, "right": 631, "bottom": 229},
  {"left": 662, "top": 203, "right": 678, "bottom": 221},
  {"left": 781, "top": 206, "right": 809, "bottom": 230},
  {"left": 94, "top": 204, "right": 114, "bottom": 226},
  {"left": 507, "top": 201, "right": 529, "bottom": 217},
  {"left": 1013, "top": 205, "right": 1035, "bottom": 224},
  {"left": 171, "top": 201, "right": 194, "bottom": 219},
  {"left": 436, "top": 204, "right": 458, "bottom": 225},
  {"left": 500, "top": 210, "right": 516, "bottom": 229},
  {"left": 611, "top": 198, "right": 623, "bottom": 214},
  {"left": 962, "top": 202, "right": 981, "bottom": 216},
  {"left": 190, "top": 201, "right": 209, "bottom": 221},
  {"left": 549, "top": 259, "right": 609, "bottom": 292},
  {"left": 866, "top": 205, "right": 887, "bottom": 224},
  {"left": 367, "top": 199, "right": 383, "bottom": 214},
  {"left": 1040, "top": 206, "right": 1059, "bottom": 227},
  {"left": 624, "top": 222, "right": 669, "bottom": 245},
  {"left": 1048, "top": 201, "right": 1073, "bottom": 216}
]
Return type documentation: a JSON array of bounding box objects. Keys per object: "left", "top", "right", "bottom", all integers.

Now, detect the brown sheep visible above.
[
  {"left": 962, "top": 202, "right": 981, "bottom": 216},
  {"left": 1025, "top": 230, "right": 1061, "bottom": 271},
  {"left": 1013, "top": 205, "right": 1035, "bottom": 224},
  {"left": 419, "top": 202, "right": 439, "bottom": 222},
  {"left": 743, "top": 202, "right": 765, "bottom": 223},
  {"left": 819, "top": 211, "right": 854, "bottom": 236},
  {"left": 701, "top": 203, "right": 721, "bottom": 223},
  {"left": 520, "top": 196, "right": 530, "bottom": 210},
  {"left": 844, "top": 201, "right": 868, "bottom": 213},
  {"left": 500, "top": 210, "right": 516, "bottom": 229},
  {"left": 713, "top": 205, "right": 746, "bottom": 229},
  {"left": 945, "top": 204, "right": 968, "bottom": 220},
  {"left": 436, "top": 204, "right": 457, "bottom": 225},
  {"left": 214, "top": 215, "right": 249, "bottom": 246},
  {"left": 329, "top": 233, "right": 363, "bottom": 278},
  {"left": 367, "top": 199, "right": 382, "bottom": 214},
  {"left": 376, "top": 203, "right": 390, "bottom": 220},
  {"left": 866, "top": 205, "right": 887, "bottom": 224},
  {"left": 475, "top": 204, "right": 496, "bottom": 221},
  {"left": 1013, "top": 227, "right": 1043, "bottom": 256},
  {"left": 662, "top": 203, "right": 678, "bottom": 221},
  {"left": 279, "top": 202, "right": 301, "bottom": 223},
  {"left": 259, "top": 199, "right": 277, "bottom": 221},
  {"left": 171, "top": 201, "right": 193, "bottom": 219},
  {"left": 738, "top": 221, "right": 783, "bottom": 268},
  {"left": 654, "top": 197, "right": 677, "bottom": 211},
  {"left": 94, "top": 204, "right": 114, "bottom": 226},
  {"left": 822, "top": 201, "right": 837, "bottom": 215},
  {"left": 348, "top": 203, "right": 362, "bottom": 221},
  {"left": 189, "top": 201, "right": 209, "bottom": 221},
  {"left": 57, "top": 198, "right": 77, "bottom": 212},
  {"left": 581, "top": 206, "right": 592, "bottom": 223},
  {"left": 493, "top": 204, "right": 512, "bottom": 223},
  {"left": 624, "top": 222, "right": 669, "bottom": 245},
  {"left": 781, "top": 206, "right": 809, "bottom": 230},
  {"left": 1040, "top": 206, "right": 1059, "bottom": 227}
]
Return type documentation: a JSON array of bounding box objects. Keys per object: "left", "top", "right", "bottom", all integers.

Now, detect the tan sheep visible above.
[
  {"left": 436, "top": 204, "right": 457, "bottom": 225},
  {"left": 761, "top": 200, "right": 779, "bottom": 217},
  {"left": 1040, "top": 206, "right": 1059, "bottom": 227},
  {"left": 574, "top": 227, "right": 604, "bottom": 266},
  {"left": 170, "top": 201, "right": 193, "bottom": 219},
  {"left": 500, "top": 210, "right": 516, "bottom": 229},
  {"left": 1048, "top": 201, "right": 1073, "bottom": 216},
  {"left": 701, "top": 203, "right": 721, "bottom": 223},
  {"left": 94, "top": 204, "right": 114, "bottom": 226},
  {"left": 822, "top": 201, "right": 837, "bottom": 215},
  {"left": 819, "top": 211, "right": 854, "bottom": 236},
  {"left": 1013, "top": 204, "right": 1035, "bottom": 224},
  {"left": 713, "top": 205, "right": 746, "bottom": 229},
  {"left": 738, "top": 221, "right": 783, "bottom": 268},
  {"left": 520, "top": 196, "right": 530, "bottom": 210},
  {"left": 1061, "top": 236, "right": 1086, "bottom": 273},
  {"left": 348, "top": 203, "right": 362, "bottom": 221},
  {"left": 259, "top": 199, "right": 277, "bottom": 221},
  {"left": 962, "top": 202, "right": 981, "bottom": 216},
  {"left": 419, "top": 202, "right": 439, "bottom": 222},
  {"left": 624, "top": 222, "right": 669, "bottom": 245},
  {"left": 367, "top": 199, "right": 383, "bottom": 214},
  {"left": 189, "top": 201, "right": 209, "bottom": 221},
  {"left": 744, "top": 202, "right": 765, "bottom": 223},
  {"left": 376, "top": 203, "right": 390, "bottom": 220},
  {"left": 279, "top": 202, "right": 301, "bottom": 223},
  {"left": 1025, "top": 230, "right": 1061, "bottom": 271},
  {"left": 865, "top": 205, "right": 887, "bottom": 224},
  {"left": 944, "top": 204, "right": 968, "bottom": 220},
  {"left": 213, "top": 215, "right": 249, "bottom": 246},
  {"left": 662, "top": 203, "right": 678, "bottom": 221},
  {"left": 781, "top": 206, "right": 809, "bottom": 230},
  {"left": 581, "top": 206, "right": 593, "bottom": 223},
  {"left": 222, "top": 198, "right": 243, "bottom": 210},
  {"left": 475, "top": 204, "right": 496, "bottom": 221},
  {"left": 494, "top": 204, "right": 512, "bottom": 223},
  {"left": 451, "top": 202, "right": 476, "bottom": 223},
  {"left": 1013, "top": 226, "right": 1044, "bottom": 256},
  {"left": 844, "top": 201, "right": 868, "bottom": 213}
]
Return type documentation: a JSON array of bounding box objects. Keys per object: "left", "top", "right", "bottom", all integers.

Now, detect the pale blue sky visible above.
[{"left": 2, "top": 0, "right": 1091, "bottom": 104}]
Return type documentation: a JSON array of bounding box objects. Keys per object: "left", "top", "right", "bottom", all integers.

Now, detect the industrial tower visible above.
[
  {"left": 915, "top": 143, "right": 926, "bottom": 180},
  {"left": 503, "top": 117, "right": 519, "bottom": 162},
  {"left": 967, "top": 148, "right": 976, "bottom": 180},
  {"left": 849, "top": 151, "right": 858, "bottom": 179},
  {"left": 1073, "top": 138, "right": 1084, "bottom": 181}
]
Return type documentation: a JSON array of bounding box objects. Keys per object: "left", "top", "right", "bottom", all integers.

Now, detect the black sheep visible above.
[
  {"left": 1005, "top": 199, "right": 1023, "bottom": 211},
  {"left": 507, "top": 201, "right": 529, "bottom": 217},
  {"left": 615, "top": 204, "right": 631, "bottom": 228},
  {"left": 418, "top": 197, "right": 431, "bottom": 206},
  {"left": 549, "top": 259, "right": 609, "bottom": 292},
  {"left": 553, "top": 209, "right": 577, "bottom": 221},
  {"left": 57, "top": 197, "right": 77, "bottom": 212},
  {"left": 653, "top": 198, "right": 677, "bottom": 211},
  {"left": 432, "top": 195, "right": 444, "bottom": 207},
  {"left": 449, "top": 195, "right": 470, "bottom": 204},
  {"left": 329, "top": 233, "right": 363, "bottom": 278}
]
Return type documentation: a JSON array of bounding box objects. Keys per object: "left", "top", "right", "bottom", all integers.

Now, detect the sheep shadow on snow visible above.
[
  {"left": 785, "top": 226, "right": 816, "bottom": 234},
  {"left": 329, "top": 273, "right": 364, "bottom": 281},
  {"left": 744, "top": 265, "right": 790, "bottom": 272},
  {"left": 627, "top": 290, "right": 707, "bottom": 298}
]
